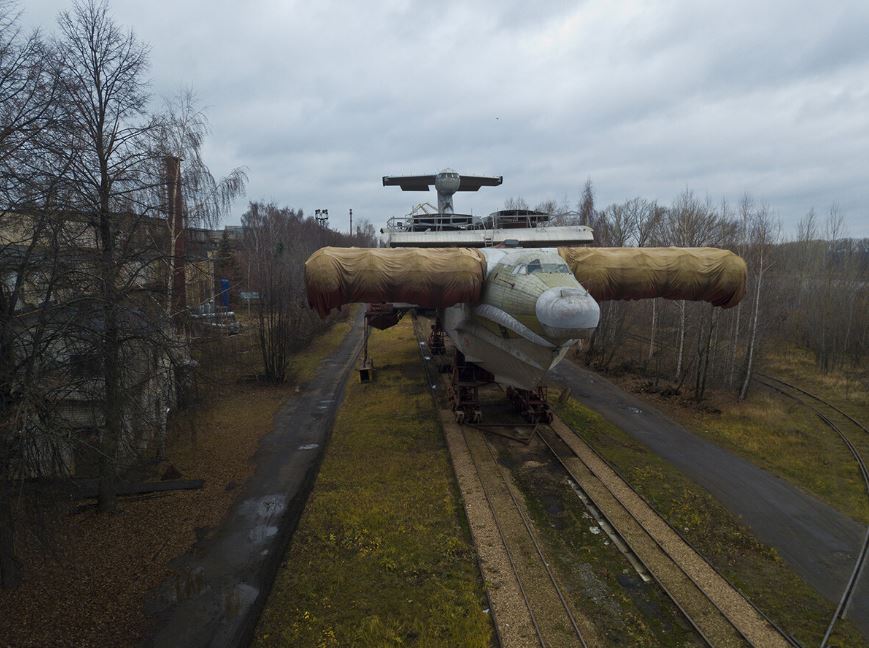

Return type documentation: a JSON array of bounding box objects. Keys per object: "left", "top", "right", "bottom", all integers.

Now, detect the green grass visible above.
[
  {"left": 594, "top": 336, "right": 869, "bottom": 524},
  {"left": 290, "top": 310, "right": 355, "bottom": 384},
  {"left": 254, "top": 317, "right": 492, "bottom": 648},
  {"left": 660, "top": 389, "right": 869, "bottom": 525},
  {"left": 555, "top": 397, "right": 866, "bottom": 648}
]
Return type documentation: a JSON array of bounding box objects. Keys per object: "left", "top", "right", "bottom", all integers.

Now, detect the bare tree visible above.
[
  {"left": 661, "top": 190, "right": 728, "bottom": 382},
  {"left": 353, "top": 217, "right": 376, "bottom": 246},
  {"left": 150, "top": 91, "right": 246, "bottom": 323},
  {"left": 152, "top": 91, "right": 247, "bottom": 230},
  {"left": 534, "top": 198, "right": 559, "bottom": 215},
  {"left": 503, "top": 196, "right": 529, "bottom": 211},
  {"left": 242, "top": 202, "right": 357, "bottom": 382},
  {"left": 738, "top": 205, "right": 778, "bottom": 401},
  {"left": 243, "top": 203, "right": 301, "bottom": 382},
  {"left": 578, "top": 178, "right": 595, "bottom": 226},
  {"left": 0, "top": 0, "right": 67, "bottom": 589},
  {"left": 53, "top": 0, "right": 157, "bottom": 513}
]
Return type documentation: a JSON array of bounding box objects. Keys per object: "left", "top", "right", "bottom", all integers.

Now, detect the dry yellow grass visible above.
[
  {"left": 612, "top": 376, "right": 869, "bottom": 525},
  {"left": 763, "top": 345, "right": 868, "bottom": 422}
]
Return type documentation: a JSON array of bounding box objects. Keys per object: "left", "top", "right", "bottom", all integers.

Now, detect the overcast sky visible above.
[{"left": 22, "top": 0, "right": 869, "bottom": 237}]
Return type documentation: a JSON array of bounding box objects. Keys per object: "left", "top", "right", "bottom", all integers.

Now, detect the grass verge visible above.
[
  {"left": 763, "top": 345, "right": 868, "bottom": 424},
  {"left": 254, "top": 317, "right": 492, "bottom": 648},
  {"left": 621, "top": 380, "right": 869, "bottom": 525},
  {"left": 594, "top": 336, "right": 869, "bottom": 525},
  {"left": 555, "top": 397, "right": 866, "bottom": 648}
]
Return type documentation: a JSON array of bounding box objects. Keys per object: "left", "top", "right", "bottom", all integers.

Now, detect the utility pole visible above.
[{"left": 349, "top": 208, "right": 353, "bottom": 237}]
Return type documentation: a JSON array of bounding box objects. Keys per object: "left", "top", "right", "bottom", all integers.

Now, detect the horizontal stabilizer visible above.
[
  {"left": 382, "top": 175, "right": 435, "bottom": 191},
  {"left": 458, "top": 175, "right": 503, "bottom": 191},
  {"left": 381, "top": 174, "right": 503, "bottom": 192}
]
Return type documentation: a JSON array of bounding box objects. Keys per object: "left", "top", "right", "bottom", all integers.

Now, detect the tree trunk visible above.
[
  {"left": 739, "top": 258, "right": 764, "bottom": 401},
  {"left": 0, "top": 487, "right": 20, "bottom": 589},
  {"left": 584, "top": 329, "right": 598, "bottom": 366},
  {"left": 727, "top": 302, "right": 741, "bottom": 387},
  {"left": 675, "top": 300, "right": 686, "bottom": 380},
  {"left": 707, "top": 310, "right": 720, "bottom": 384},
  {"left": 696, "top": 306, "right": 717, "bottom": 402},
  {"left": 97, "top": 161, "right": 120, "bottom": 514},
  {"left": 648, "top": 299, "right": 657, "bottom": 362}
]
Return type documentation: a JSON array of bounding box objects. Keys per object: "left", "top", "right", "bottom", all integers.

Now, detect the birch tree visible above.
[{"left": 738, "top": 205, "right": 778, "bottom": 401}]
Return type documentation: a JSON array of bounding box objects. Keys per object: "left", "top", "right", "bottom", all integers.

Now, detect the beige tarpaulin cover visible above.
[
  {"left": 558, "top": 247, "right": 747, "bottom": 308},
  {"left": 306, "top": 247, "right": 487, "bottom": 316}
]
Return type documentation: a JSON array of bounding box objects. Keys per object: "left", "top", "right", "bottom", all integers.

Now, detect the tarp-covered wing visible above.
[
  {"left": 558, "top": 247, "right": 747, "bottom": 309},
  {"left": 306, "top": 247, "right": 487, "bottom": 316}
]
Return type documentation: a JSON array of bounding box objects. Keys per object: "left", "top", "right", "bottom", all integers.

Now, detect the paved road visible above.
[
  {"left": 145, "top": 313, "right": 362, "bottom": 648},
  {"left": 550, "top": 361, "right": 869, "bottom": 639}
]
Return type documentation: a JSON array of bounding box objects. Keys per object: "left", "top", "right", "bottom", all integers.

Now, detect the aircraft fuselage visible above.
[{"left": 442, "top": 248, "right": 600, "bottom": 389}]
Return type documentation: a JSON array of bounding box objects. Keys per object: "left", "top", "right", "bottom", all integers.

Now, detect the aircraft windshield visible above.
[{"left": 512, "top": 260, "right": 571, "bottom": 275}]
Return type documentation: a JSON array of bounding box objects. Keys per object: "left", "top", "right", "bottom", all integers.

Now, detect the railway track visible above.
[
  {"left": 412, "top": 314, "right": 590, "bottom": 647},
  {"left": 411, "top": 315, "right": 802, "bottom": 646},
  {"left": 754, "top": 373, "right": 868, "bottom": 436},
  {"left": 539, "top": 417, "right": 796, "bottom": 648},
  {"left": 574, "top": 329, "right": 868, "bottom": 645},
  {"left": 462, "top": 425, "right": 590, "bottom": 647},
  {"left": 753, "top": 374, "right": 869, "bottom": 648}
]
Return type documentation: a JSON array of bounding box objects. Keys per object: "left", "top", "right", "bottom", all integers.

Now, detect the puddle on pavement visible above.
[{"left": 249, "top": 525, "right": 278, "bottom": 543}]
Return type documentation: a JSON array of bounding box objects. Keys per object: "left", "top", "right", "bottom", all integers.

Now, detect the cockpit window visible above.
[{"left": 511, "top": 261, "right": 571, "bottom": 275}]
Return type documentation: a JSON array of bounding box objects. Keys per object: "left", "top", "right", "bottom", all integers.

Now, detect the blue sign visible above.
[{"left": 220, "top": 278, "right": 230, "bottom": 308}]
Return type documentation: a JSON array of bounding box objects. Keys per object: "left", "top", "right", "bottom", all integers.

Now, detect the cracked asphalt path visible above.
[
  {"left": 550, "top": 360, "right": 869, "bottom": 639},
  {"left": 145, "top": 312, "right": 362, "bottom": 648}
]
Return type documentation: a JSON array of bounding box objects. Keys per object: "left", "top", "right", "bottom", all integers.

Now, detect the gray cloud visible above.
[{"left": 22, "top": 0, "right": 869, "bottom": 236}]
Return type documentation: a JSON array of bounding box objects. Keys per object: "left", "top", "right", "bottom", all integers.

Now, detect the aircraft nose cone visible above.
[{"left": 536, "top": 286, "right": 600, "bottom": 340}]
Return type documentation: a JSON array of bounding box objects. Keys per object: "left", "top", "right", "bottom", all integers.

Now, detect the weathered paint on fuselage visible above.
[{"left": 442, "top": 248, "right": 600, "bottom": 389}]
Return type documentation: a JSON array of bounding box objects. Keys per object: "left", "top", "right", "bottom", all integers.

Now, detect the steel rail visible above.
[
  {"left": 475, "top": 430, "right": 589, "bottom": 647},
  {"left": 755, "top": 373, "right": 868, "bottom": 435},
  {"left": 460, "top": 427, "right": 548, "bottom": 647},
  {"left": 410, "top": 314, "right": 545, "bottom": 647},
  {"left": 548, "top": 412, "right": 803, "bottom": 648},
  {"left": 412, "top": 314, "right": 587, "bottom": 647},
  {"left": 754, "top": 377, "right": 869, "bottom": 648},
  {"left": 561, "top": 331, "right": 805, "bottom": 645},
  {"left": 536, "top": 425, "right": 725, "bottom": 647}
]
